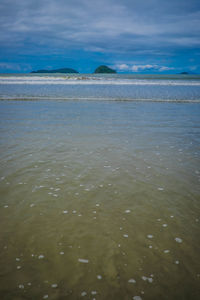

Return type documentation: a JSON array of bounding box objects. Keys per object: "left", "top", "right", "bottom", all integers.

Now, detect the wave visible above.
[
  {"left": 0, "top": 76, "right": 200, "bottom": 86},
  {"left": 0, "top": 96, "right": 199, "bottom": 103}
]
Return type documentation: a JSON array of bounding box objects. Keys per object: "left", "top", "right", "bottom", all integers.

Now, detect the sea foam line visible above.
[
  {"left": 0, "top": 77, "right": 200, "bottom": 86},
  {"left": 0, "top": 96, "right": 200, "bottom": 103}
]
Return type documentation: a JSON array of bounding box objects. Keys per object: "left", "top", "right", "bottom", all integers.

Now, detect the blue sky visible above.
[{"left": 0, "top": 0, "right": 200, "bottom": 73}]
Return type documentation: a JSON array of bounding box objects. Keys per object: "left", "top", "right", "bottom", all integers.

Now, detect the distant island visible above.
[
  {"left": 31, "top": 68, "right": 78, "bottom": 74},
  {"left": 94, "top": 65, "right": 117, "bottom": 74}
]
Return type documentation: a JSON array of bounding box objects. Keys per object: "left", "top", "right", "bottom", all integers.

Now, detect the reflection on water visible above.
[{"left": 0, "top": 100, "right": 200, "bottom": 299}]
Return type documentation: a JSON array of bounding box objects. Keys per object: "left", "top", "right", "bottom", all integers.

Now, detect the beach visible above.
[{"left": 0, "top": 74, "right": 200, "bottom": 299}]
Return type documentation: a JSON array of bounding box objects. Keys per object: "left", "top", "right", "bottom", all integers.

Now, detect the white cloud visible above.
[{"left": 115, "top": 64, "right": 175, "bottom": 72}]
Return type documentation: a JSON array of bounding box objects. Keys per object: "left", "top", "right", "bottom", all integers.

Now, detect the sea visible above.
[{"left": 0, "top": 73, "right": 200, "bottom": 300}]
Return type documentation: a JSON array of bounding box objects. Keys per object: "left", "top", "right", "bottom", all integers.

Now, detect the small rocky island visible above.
[
  {"left": 31, "top": 68, "right": 79, "bottom": 74},
  {"left": 94, "top": 65, "right": 116, "bottom": 74}
]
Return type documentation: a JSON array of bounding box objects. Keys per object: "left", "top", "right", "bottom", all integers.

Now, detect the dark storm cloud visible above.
[
  {"left": 0, "top": 0, "right": 200, "bottom": 52},
  {"left": 0, "top": 0, "right": 200, "bottom": 72}
]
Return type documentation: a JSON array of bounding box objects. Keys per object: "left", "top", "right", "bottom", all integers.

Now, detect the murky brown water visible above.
[{"left": 0, "top": 100, "right": 200, "bottom": 299}]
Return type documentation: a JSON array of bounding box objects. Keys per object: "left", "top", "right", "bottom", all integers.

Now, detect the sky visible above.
[{"left": 0, "top": 0, "right": 200, "bottom": 73}]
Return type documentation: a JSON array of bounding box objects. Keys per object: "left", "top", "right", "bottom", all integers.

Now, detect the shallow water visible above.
[{"left": 0, "top": 99, "right": 200, "bottom": 299}]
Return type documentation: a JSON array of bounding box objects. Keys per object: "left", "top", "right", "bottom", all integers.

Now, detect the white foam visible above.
[
  {"left": 158, "top": 187, "right": 164, "bottom": 191},
  {"left": 78, "top": 258, "right": 89, "bottom": 263},
  {"left": 1, "top": 75, "right": 200, "bottom": 87},
  {"left": 147, "top": 234, "right": 153, "bottom": 239},
  {"left": 38, "top": 254, "right": 45, "bottom": 259},
  {"left": 128, "top": 278, "right": 136, "bottom": 283},
  {"left": 51, "top": 284, "right": 58, "bottom": 288},
  {"left": 133, "top": 296, "right": 142, "bottom": 300},
  {"left": 97, "top": 275, "right": 102, "bottom": 280},
  {"left": 123, "top": 234, "right": 128, "bottom": 238},
  {"left": 141, "top": 276, "right": 153, "bottom": 283},
  {"left": 175, "top": 237, "right": 182, "bottom": 243},
  {"left": 125, "top": 210, "right": 131, "bottom": 213},
  {"left": 175, "top": 260, "right": 179, "bottom": 264},
  {"left": 164, "top": 250, "right": 170, "bottom": 253},
  {"left": 81, "top": 292, "right": 87, "bottom": 297},
  {"left": 43, "top": 295, "right": 48, "bottom": 299},
  {"left": 91, "top": 291, "right": 97, "bottom": 295},
  {"left": 18, "top": 284, "right": 24, "bottom": 289}
]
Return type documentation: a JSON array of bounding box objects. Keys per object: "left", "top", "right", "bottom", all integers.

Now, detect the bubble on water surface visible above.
[
  {"left": 38, "top": 255, "right": 45, "bottom": 259},
  {"left": 175, "top": 260, "right": 179, "bottom": 264},
  {"left": 175, "top": 237, "right": 182, "bottom": 243},
  {"left": 128, "top": 278, "right": 136, "bottom": 283},
  {"left": 63, "top": 210, "right": 68, "bottom": 214},
  {"left": 125, "top": 210, "right": 131, "bottom": 213},
  {"left": 81, "top": 291, "right": 87, "bottom": 296},
  {"left": 147, "top": 234, "right": 153, "bottom": 239},
  {"left": 164, "top": 250, "right": 170, "bottom": 253},
  {"left": 133, "top": 296, "right": 142, "bottom": 300},
  {"left": 78, "top": 258, "right": 89, "bottom": 263},
  {"left": 60, "top": 251, "right": 64, "bottom": 255},
  {"left": 43, "top": 295, "right": 48, "bottom": 299},
  {"left": 97, "top": 275, "right": 102, "bottom": 280},
  {"left": 51, "top": 284, "right": 58, "bottom": 288},
  {"left": 4, "top": 205, "right": 8, "bottom": 208},
  {"left": 141, "top": 276, "right": 153, "bottom": 283},
  {"left": 162, "top": 224, "right": 168, "bottom": 227},
  {"left": 91, "top": 291, "right": 97, "bottom": 295},
  {"left": 158, "top": 187, "right": 164, "bottom": 191},
  {"left": 123, "top": 234, "right": 128, "bottom": 238},
  {"left": 17, "top": 266, "right": 21, "bottom": 270},
  {"left": 18, "top": 284, "right": 24, "bottom": 289}
]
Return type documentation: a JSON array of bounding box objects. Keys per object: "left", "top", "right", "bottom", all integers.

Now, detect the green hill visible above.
[
  {"left": 94, "top": 65, "right": 116, "bottom": 74},
  {"left": 31, "top": 68, "right": 78, "bottom": 74}
]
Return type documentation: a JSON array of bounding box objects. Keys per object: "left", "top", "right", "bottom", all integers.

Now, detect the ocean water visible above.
[
  {"left": 0, "top": 74, "right": 200, "bottom": 300},
  {"left": 0, "top": 73, "right": 200, "bottom": 101}
]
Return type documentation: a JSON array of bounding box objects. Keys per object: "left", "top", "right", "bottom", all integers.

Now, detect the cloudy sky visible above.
[{"left": 0, "top": 0, "right": 200, "bottom": 73}]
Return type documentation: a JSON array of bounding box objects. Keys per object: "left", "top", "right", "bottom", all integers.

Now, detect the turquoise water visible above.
[{"left": 0, "top": 76, "right": 200, "bottom": 299}]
